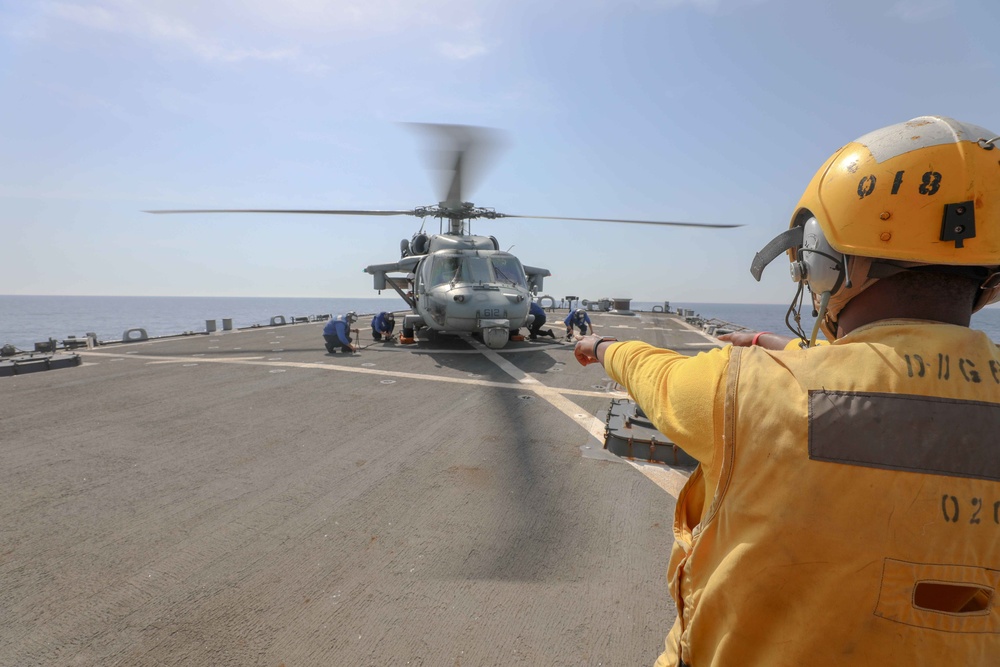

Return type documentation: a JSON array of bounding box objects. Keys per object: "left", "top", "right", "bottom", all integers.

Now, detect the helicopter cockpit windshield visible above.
[
  {"left": 489, "top": 255, "right": 527, "bottom": 288},
  {"left": 428, "top": 254, "right": 527, "bottom": 288}
]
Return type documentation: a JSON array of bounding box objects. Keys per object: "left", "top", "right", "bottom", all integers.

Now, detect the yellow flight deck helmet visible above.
[{"left": 752, "top": 115, "right": 1000, "bottom": 344}]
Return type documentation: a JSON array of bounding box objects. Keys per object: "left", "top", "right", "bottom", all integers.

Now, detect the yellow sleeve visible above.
[{"left": 603, "top": 341, "right": 731, "bottom": 468}]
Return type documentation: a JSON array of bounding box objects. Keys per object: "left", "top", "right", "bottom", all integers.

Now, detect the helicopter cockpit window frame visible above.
[
  {"left": 490, "top": 255, "right": 528, "bottom": 289},
  {"left": 429, "top": 255, "right": 464, "bottom": 287},
  {"left": 465, "top": 256, "right": 493, "bottom": 285},
  {"left": 427, "top": 253, "right": 519, "bottom": 288}
]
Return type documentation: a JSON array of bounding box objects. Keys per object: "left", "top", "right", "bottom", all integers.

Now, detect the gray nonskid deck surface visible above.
[{"left": 0, "top": 310, "right": 717, "bottom": 666}]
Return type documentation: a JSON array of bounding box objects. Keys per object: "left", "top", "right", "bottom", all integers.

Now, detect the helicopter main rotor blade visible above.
[
  {"left": 407, "top": 123, "right": 508, "bottom": 208},
  {"left": 145, "top": 209, "right": 418, "bottom": 216},
  {"left": 501, "top": 214, "right": 742, "bottom": 229}
]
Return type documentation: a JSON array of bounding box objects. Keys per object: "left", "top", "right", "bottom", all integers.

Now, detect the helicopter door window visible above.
[{"left": 490, "top": 256, "right": 527, "bottom": 288}]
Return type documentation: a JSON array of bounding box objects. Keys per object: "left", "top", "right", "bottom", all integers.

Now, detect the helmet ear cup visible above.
[{"left": 791, "top": 218, "right": 845, "bottom": 296}]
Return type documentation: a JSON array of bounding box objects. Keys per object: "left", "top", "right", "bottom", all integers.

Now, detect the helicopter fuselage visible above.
[{"left": 365, "top": 232, "right": 547, "bottom": 349}]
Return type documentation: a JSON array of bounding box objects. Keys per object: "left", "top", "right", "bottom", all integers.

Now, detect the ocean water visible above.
[
  {"left": 669, "top": 301, "right": 1000, "bottom": 343},
  {"left": 0, "top": 295, "right": 409, "bottom": 351},
  {"left": 2, "top": 295, "right": 1000, "bottom": 351}
]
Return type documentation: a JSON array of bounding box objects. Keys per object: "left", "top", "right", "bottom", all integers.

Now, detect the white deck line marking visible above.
[
  {"left": 464, "top": 336, "right": 689, "bottom": 498},
  {"left": 79, "top": 350, "right": 619, "bottom": 399},
  {"left": 146, "top": 356, "right": 266, "bottom": 363},
  {"left": 629, "top": 461, "right": 690, "bottom": 497},
  {"left": 82, "top": 336, "right": 693, "bottom": 497}
]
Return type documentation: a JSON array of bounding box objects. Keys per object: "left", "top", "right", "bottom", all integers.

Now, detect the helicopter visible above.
[{"left": 148, "top": 123, "right": 740, "bottom": 349}]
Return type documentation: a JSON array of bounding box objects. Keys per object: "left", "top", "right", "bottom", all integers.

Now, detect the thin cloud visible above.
[
  {"left": 615, "top": 0, "right": 768, "bottom": 12},
  {"left": 234, "top": 0, "right": 488, "bottom": 35},
  {"left": 146, "top": 13, "right": 302, "bottom": 64},
  {"left": 42, "top": 2, "right": 121, "bottom": 31},
  {"left": 437, "top": 40, "right": 489, "bottom": 61},
  {"left": 888, "top": 0, "right": 954, "bottom": 22},
  {"left": 39, "top": 1, "right": 308, "bottom": 66},
  {"left": 40, "top": 82, "right": 137, "bottom": 123},
  {"left": 36, "top": 1, "right": 494, "bottom": 66}
]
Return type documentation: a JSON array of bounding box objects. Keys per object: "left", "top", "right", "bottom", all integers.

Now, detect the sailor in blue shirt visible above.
[
  {"left": 528, "top": 302, "right": 555, "bottom": 340},
  {"left": 371, "top": 311, "right": 396, "bottom": 341},
  {"left": 564, "top": 308, "right": 594, "bottom": 339},
  {"left": 323, "top": 312, "right": 357, "bottom": 353}
]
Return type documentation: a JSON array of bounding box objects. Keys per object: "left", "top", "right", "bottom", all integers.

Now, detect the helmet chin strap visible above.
[{"left": 809, "top": 291, "right": 831, "bottom": 347}]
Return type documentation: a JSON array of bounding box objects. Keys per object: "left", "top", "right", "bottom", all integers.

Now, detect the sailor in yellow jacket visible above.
[{"left": 576, "top": 116, "right": 1000, "bottom": 666}]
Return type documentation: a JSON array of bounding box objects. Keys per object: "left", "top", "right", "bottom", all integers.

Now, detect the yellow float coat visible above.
[{"left": 604, "top": 320, "right": 1000, "bottom": 666}]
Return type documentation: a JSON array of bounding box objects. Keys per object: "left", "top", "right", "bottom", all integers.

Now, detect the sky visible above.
[{"left": 1, "top": 0, "right": 999, "bottom": 304}]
